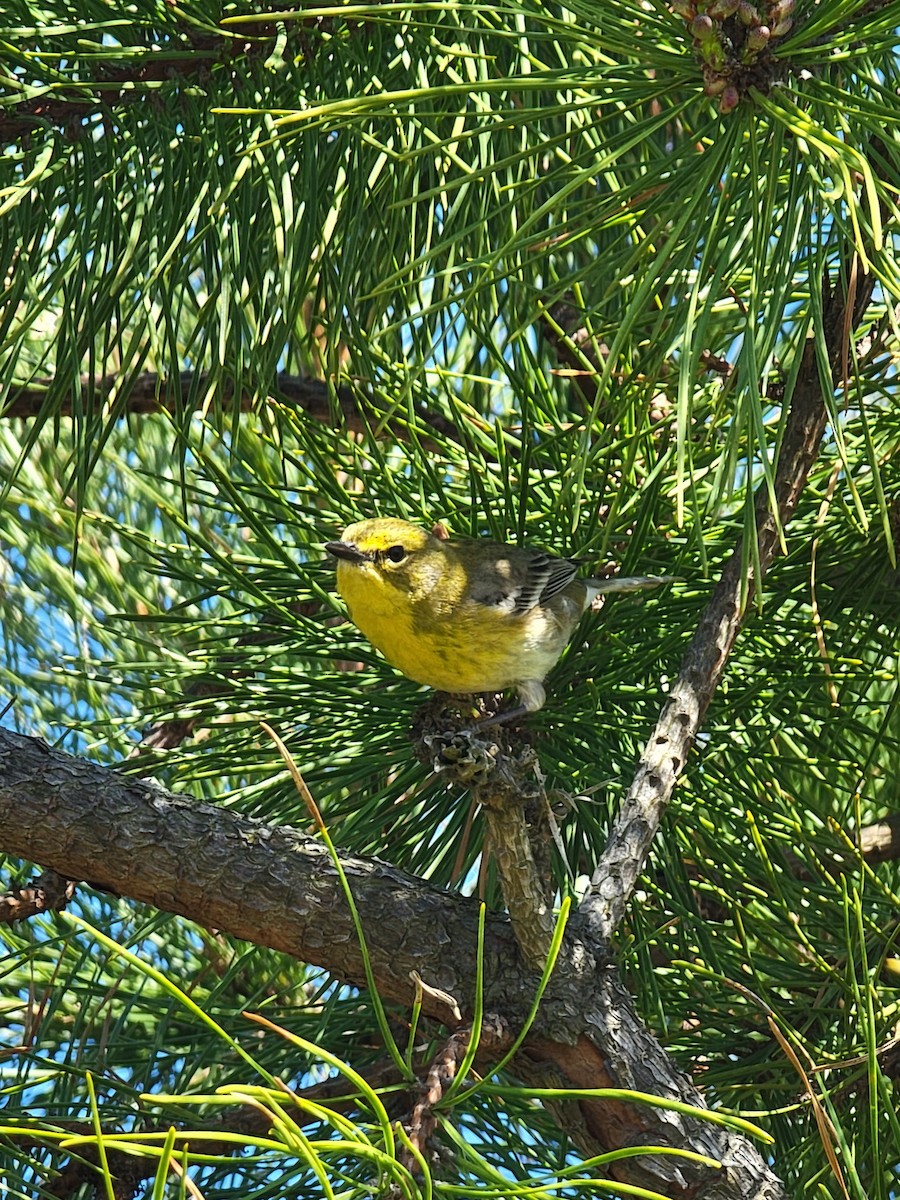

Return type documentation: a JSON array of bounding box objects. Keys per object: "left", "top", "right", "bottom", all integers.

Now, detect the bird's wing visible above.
[
  {"left": 523, "top": 552, "right": 581, "bottom": 609},
  {"left": 468, "top": 549, "right": 580, "bottom": 615}
]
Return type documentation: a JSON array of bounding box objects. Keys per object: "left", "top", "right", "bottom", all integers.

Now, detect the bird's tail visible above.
[{"left": 585, "top": 575, "right": 676, "bottom": 609}]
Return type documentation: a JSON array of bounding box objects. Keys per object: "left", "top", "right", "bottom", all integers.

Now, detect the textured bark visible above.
[
  {"left": 0, "top": 727, "right": 784, "bottom": 1198},
  {"left": 582, "top": 268, "right": 876, "bottom": 940},
  {"left": 413, "top": 705, "right": 558, "bottom": 970},
  {"left": 0, "top": 868, "right": 74, "bottom": 921},
  {"left": 482, "top": 798, "right": 555, "bottom": 969}
]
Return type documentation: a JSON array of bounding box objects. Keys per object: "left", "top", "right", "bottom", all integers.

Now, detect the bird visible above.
[{"left": 325, "top": 517, "right": 671, "bottom": 721}]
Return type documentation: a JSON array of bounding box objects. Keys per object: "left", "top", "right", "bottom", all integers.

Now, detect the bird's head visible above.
[{"left": 325, "top": 519, "right": 445, "bottom": 603}]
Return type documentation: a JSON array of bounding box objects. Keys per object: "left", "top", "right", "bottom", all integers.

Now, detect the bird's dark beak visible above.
[{"left": 325, "top": 540, "right": 369, "bottom": 564}]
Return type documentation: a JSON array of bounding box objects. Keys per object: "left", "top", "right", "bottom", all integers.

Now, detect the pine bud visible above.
[
  {"left": 738, "top": 1, "right": 760, "bottom": 23},
  {"left": 746, "top": 24, "right": 770, "bottom": 49},
  {"left": 768, "top": 0, "right": 794, "bottom": 21}
]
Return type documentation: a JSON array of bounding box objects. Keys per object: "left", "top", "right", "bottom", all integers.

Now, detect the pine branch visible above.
[
  {"left": 0, "top": 19, "right": 328, "bottom": 145},
  {"left": 581, "top": 263, "right": 877, "bottom": 941},
  {"left": 1, "top": 371, "right": 464, "bottom": 445},
  {"left": 0, "top": 727, "right": 784, "bottom": 1199},
  {"left": 0, "top": 51, "right": 221, "bottom": 144}
]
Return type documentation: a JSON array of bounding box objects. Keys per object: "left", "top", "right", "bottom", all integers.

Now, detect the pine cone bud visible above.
[
  {"left": 738, "top": 1, "right": 760, "bottom": 24},
  {"left": 746, "top": 24, "right": 770, "bottom": 49},
  {"left": 768, "top": 0, "right": 794, "bottom": 21}
]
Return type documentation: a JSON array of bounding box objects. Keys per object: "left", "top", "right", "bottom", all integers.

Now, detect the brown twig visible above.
[
  {"left": 539, "top": 298, "right": 607, "bottom": 413},
  {"left": 0, "top": 20, "right": 326, "bottom": 145},
  {"left": 857, "top": 814, "right": 900, "bottom": 863},
  {"left": 412, "top": 698, "right": 557, "bottom": 969},
  {"left": 401, "top": 1027, "right": 473, "bottom": 1172},
  {"left": 1, "top": 371, "right": 465, "bottom": 446},
  {"left": 0, "top": 870, "right": 75, "bottom": 923}
]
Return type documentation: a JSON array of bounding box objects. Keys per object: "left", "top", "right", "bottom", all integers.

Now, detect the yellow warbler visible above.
[{"left": 325, "top": 517, "right": 670, "bottom": 717}]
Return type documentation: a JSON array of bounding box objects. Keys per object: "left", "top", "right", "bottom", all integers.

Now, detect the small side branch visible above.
[
  {"left": 412, "top": 699, "right": 556, "bottom": 969},
  {"left": 1, "top": 371, "right": 464, "bottom": 446},
  {"left": 581, "top": 267, "right": 876, "bottom": 941},
  {"left": 401, "top": 1027, "right": 473, "bottom": 1172},
  {"left": 0, "top": 870, "right": 74, "bottom": 923}
]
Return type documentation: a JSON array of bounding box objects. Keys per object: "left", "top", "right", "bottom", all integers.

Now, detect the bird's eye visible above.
[{"left": 385, "top": 545, "right": 406, "bottom": 564}]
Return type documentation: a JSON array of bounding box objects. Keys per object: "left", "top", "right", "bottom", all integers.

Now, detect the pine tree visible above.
[{"left": 1, "top": 0, "right": 898, "bottom": 1196}]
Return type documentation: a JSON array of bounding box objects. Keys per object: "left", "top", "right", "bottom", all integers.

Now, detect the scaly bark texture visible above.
[{"left": 0, "top": 727, "right": 784, "bottom": 1198}]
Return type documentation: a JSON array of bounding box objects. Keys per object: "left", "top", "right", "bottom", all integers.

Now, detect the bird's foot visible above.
[{"left": 410, "top": 694, "right": 534, "bottom": 786}]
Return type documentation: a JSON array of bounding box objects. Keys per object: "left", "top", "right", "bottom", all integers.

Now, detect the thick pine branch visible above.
[{"left": 0, "top": 727, "right": 783, "bottom": 1200}]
